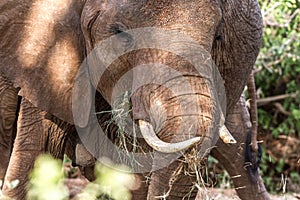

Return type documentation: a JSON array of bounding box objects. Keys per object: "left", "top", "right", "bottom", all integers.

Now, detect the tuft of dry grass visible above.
[{"left": 96, "top": 91, "right": 149, "bottom": 170}]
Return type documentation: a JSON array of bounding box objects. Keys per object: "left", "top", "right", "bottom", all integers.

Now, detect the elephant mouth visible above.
[{"left": 138, "top": 119, "right": 236, "bottom": 153}]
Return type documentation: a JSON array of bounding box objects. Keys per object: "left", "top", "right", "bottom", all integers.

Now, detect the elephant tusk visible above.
[
  {"left": 219, "top": 125, "right": 237, "bottom": 144},
  {"left": 138, "top": 120, "right": 201, "bottom": 153}
]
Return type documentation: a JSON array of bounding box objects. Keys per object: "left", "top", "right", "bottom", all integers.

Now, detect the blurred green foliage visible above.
[
  {"left": 27, "top": 155, "right": 69, "bottom": 200},
  {"left": 255, "top": 0, "right": 300, "bottom": 193},
  {"left": 25, "top": 155, "right": 133, "bottom": 200},
  {"left": 80, "top": 158, "right": 134, "bottom": 200},
  {"left": 256, "top": 0, "right": 300, "bottom": 137}
]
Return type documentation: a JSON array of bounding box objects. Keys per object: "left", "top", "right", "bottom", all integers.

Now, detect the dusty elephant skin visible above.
[
  {"left": 0, "top": 0, "right": 270, "bottom": 200},
  {"left": 0, "top": 75, "right": 18, "bottom": 182}
]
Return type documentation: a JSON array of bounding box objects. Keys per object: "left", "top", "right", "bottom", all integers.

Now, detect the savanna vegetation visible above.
[{"left": 256, "top": 0, "right": 300, "bottom": 194}]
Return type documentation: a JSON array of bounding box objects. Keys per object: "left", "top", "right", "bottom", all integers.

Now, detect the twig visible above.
[
  {"left": 253, "top": 66, "right": 263, "bottom": 74},
  {"left": 247, "top": 71, "right": 258, "bottom": 152},
  {"left": 281, "top": 34, "right": 297, "bottom": 48},
  {"left": 273, "top": 102, "right": 290, "bottom": 116},
  {"left": 262, "top": 2, "right": 281, "bottom": 18},
  {"left": 263, "top": 9, "right": 299, "bottom": 28},
  {"left": 257, "top": 92, "right": 298, "bottom": 106},
  {"left": 264, "top": 58, "right": 284, "bottom": 69}
]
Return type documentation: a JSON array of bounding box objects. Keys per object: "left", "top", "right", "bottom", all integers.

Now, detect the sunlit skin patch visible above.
[
  {"left": 46, "top": 36, "right": 79, "bottom": 85},
  {"left": 17, "top": 0, "right": 73, "bottom": 67}
]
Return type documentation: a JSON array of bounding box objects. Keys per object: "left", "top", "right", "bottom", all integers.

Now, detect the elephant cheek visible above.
[{"left": 131, "top": 86, "right": 151, "bottom": 122}]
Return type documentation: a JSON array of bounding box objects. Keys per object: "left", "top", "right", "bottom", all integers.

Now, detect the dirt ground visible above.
[{"left": 198, "top": 188, "right": 300, "bottom": 200}]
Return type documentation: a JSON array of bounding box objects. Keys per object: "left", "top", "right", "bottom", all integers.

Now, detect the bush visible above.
[
  {"left": 256, "top": 0, "right": 300, "bottom": 137},
  {"left": 5, "top": 154, "right": 134, "bottom": 200},
  {"left": 255, "top": 0, "right": 300, "bottom": 193}
]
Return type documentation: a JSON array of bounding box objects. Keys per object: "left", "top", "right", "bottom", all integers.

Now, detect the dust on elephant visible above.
[{"left": 0, "top": 0, "right": 269, "bottom": 199}]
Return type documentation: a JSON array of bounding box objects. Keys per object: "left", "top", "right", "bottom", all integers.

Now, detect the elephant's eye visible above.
[
  {"left": 109, "top": 24, "right": 124, "bottom": 34},
  {"left": 215, "top": 34, "right": 222, "bottom": 41},
  {"left": 109, "top": 23, "right": 133, "bottom": 48}
]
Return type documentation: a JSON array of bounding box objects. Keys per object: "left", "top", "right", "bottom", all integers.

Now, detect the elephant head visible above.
[{"left": 77, "top": 0, "right": 237, "bottom": 156}]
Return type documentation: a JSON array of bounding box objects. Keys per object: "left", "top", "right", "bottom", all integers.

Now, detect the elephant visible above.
[{"left": 0, "top": 0, "right": 270, "bottom": 199}]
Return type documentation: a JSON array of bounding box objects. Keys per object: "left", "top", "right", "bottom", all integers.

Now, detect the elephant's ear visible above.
[{"left": 0, "top": 0, "right": 92, "bottom": 127}]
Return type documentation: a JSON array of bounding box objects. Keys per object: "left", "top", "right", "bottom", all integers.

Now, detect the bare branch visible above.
[
  {"left": 263, "top": 9, "right": 299, "bottom": 28},
  {"left": 273, "top": 102, "right": 290, "bottom": 116},
  {"left": 257, "top": 92, "right": 299, "bottom": 106},
  {"left": 253, "top": 66, "right": 263, "bottom": 74},
  {"left": 247, "top": 71, "right": 258, "bottom": 152}
]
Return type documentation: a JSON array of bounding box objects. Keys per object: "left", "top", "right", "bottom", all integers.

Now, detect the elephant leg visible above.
[
  {"left": 130, "top": 174, "right": 149, "bottom": 200},
  {"left": 211, "top": 95, "right": 270, "bottom": 200},
  {"left": 45, "top": 115, "right": 74, "bottom": 159},
  {"left": 2, "top": 98, "right": 48, "bottom": 199},
  {"left": 2, "top": 98, "right": 71, "bottom": 199},
  {"left": 64, "top": 131, "right": 96, "bottom": 181},
  {"left": 0, "top": 75, "right": 19, "bottom": 182},
  {"left": 147, "top": 159, "right": 198, "bottom": 200}
]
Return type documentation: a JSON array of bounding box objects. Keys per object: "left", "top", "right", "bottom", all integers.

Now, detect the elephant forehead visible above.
[
  {"left": 144, "top": 1, "right": 222, "bottom": 28},
  {"left": 87, "top": 0, "right": 222, "bottom": 51},
  {"left": 130, "top": 1, "right": 221, "bottom": 45}
]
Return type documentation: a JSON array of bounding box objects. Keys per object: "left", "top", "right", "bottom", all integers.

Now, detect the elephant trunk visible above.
[{"left": 131, "top": 62, "right": 235, "bottom": 154}]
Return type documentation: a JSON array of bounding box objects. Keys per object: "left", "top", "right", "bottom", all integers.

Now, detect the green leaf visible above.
[
  {"left": 275, "top": 159, "right": 284, "bottom": 173},
  {"left": 296, "top": 121, "right": 300, "bottom": 132},
  {"left": 292, "top": 109, "right": 300, "bottom": 120},
  {"left": 27, "top": 155, "right": 68, "bottom": 200}
]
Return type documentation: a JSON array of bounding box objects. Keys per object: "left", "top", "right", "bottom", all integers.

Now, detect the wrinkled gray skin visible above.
[{"left": 0, "top": 0, "right": 270, "bottom": 199}]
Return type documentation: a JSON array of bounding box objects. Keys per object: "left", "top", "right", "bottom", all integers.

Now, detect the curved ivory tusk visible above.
[
  {"left": 138, "top": 120, "right": 201, "bottom": 153},
  {"left": 219, "top": 125, "right": 237, "bottom": 144}
]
